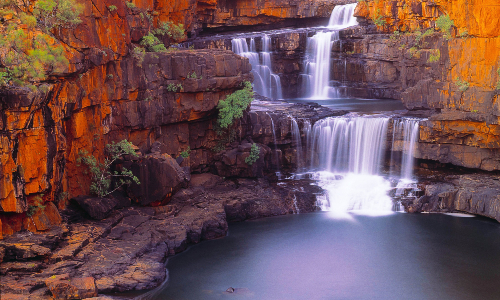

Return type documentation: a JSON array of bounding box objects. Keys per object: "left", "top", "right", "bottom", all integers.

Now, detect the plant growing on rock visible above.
[
  {"left": 140, "top": 32, "right": 167, "bottom": 52},
  {"left": 496, "top": 67, "right": 500, "bottom": 90},
  {"left": 0, "top": 0, "right": 83, "bottom": 90},
  {"left": 132, "top": 47, "right": 145, "bottom": 66},
  {"left": 212, "top": 81, "right": 254, "bottom": 152},
  {"left": 108, "top": 5, "right": 117, "bottom": 11},
  {"left": 216, "top": 81, "right": 254, "bottom": 130},
  {"left": 27, "top": 195, "right": 46, "bottom": 217},
  {"left": 427, "top": 49, "right": 440, "bottom": 63},
  {"left": 153, "top": 21, "right": 186, "bottom": 42},
  {"left": 245, "top": 143, "right": 260, "bottom": 166},
  {"left": 455, "top": 77, "right": 470, "bottom": 92},
  {"left": 77, "top": 140, "right": 140, "bottom": 197},
  {"left": 166, "top": 83, "right": 182, "bottom": 92},
  {"left": 436, "top": 14, "right": 454, "bottom": 40},
  {"left": 180, "top": 147, "right": 190, "bottom": 158}
]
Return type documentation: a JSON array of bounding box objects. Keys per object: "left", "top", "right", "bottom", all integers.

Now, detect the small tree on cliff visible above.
[
  {"left": 0, "top": 0, "right": 83, "bottom": 90},
  {"left": 77, "top": 140, "right": 140, "bottom": 197}
]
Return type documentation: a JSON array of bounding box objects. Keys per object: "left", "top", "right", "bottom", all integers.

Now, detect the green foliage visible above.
[
  {"left": 245, "top": 143, "right": 260, "bottom": 166},
  {"left": 390, "top": 30, "right": 402, "bottom": 40},
  {"left": 459, "top": 28, "right": 469, "bottom": 38},
  {"left": 496, "top": 67, "right": 500, "bottom": 90},
  {"left": 0, "top": 0, "right": 83, "bottom": 89},
  {"left": 187, "top": 71, "right": 201, "bottom": 79},
  {"left": 180, "top": 147, "right": 190, "bottom": 158},
  {"left": 108, "top": 5, "right": 117, "bottom": 11},
  {"left": 140, "top": 32, "right": 167, "bottom": 52},
  {"left": 125, "top": 1, "right": 135, "bottom": 8},
  {"left": 216, "top": 81, "right": 254, "bottom": 130},
  {"left": 455, "top": 77, "right": 470, "bottom": 92},
  {"left": 26, "top": 194, "right": 46, "bottom": 217},
  {"left": 152, "top": 21, "right": 185, "bottom": 42},
  {"left": 166, "top": 83, "right": 182, "bottom": 92},
  {"left": 77, "top": 140, "right": 140, "bottom": 197},
  {"left": 373, "top": 15, "right": 386, "bottom": 27},
  {"left": 427, "top": 49, "right": 440, "bottom": 63},
  {"left": 436, "top": 14, "right": 454, "bottom": 40},
  {"left": 408, "top": 47, "right": 420, "bottom": 58},
  {"left": 132, "top": 47, "right": 145, "bottom": 66}
]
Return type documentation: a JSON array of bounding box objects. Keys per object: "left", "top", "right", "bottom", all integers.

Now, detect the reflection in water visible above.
[{"left": 139, "top": 213, "right": 500, "bottom": 300}]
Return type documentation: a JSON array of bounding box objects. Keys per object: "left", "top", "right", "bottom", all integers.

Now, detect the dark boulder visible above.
[
  {"left": 124, "top": 153, "right": 190, "bottom": 206},
  {"left": 72, "top": 196, "right": 119, "bottom": 220}
]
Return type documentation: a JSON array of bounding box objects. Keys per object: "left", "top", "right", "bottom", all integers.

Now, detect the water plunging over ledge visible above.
[
  {"left": 232, "top": 35, "right": 283, "bottom": 99},
  {"left": 301, "top": 3, "right": 358, "bottom": 99}
]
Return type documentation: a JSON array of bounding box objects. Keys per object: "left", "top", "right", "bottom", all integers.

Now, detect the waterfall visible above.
[
  {"left": 290, "top": 116, "right": 304, "bottom": 172},
  {"left": 310, "top": 116, "right": 389, "bottom": 174},
  {"left": 267, "top": 112, "right": 282, "bottom": 179},
  {"left": 232, "top": 35, "right": 283, "bottom": 99},
  {"left": 309, "top": 115, "right": 393, "bottom": 214},
  {"left": 301, "top": 3, "right": 358, "bottom": 99}
]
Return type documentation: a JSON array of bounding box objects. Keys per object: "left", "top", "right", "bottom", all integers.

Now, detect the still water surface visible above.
[{"left": 141, "top": 213, "right": 500, "bottom": 300}]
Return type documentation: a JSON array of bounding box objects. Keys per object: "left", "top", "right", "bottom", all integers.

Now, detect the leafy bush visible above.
[
  {"left": 125, "top": 1, "right": 135, "bottom": 8},
  {"left": 496, "top": 67, "right": 500, "bottom": 90},
  {"left": 245, "top": 144, "right": 260, "bottom": 165},
  {"left": 153, "top": 21, "right": 185, "bottom": 42},
  {"left": 216, "top": 81, "right": 254, "bottom": 130},
  {"left": 77, "top": 140, "right": 140, "bottom": 197},
  {"left": 374, "top": 15, "right": 386, "bottom": 27},
  {"left": 132, "top": 47, "right": 145, "bottom": 66},
  {"left": 166, "top": 83, "right": 182, "bottom": 92},
  {"left": 0, "top": 0, "right": 83, "bottom": 89},
  {"left": 436, "top": 15, "right": 454, "bottom": 40},
  {"left": 180, "top": 147, "right": 190, "bottom": 158},
  {"left": 140, "top": 32, "right": 167, "bottom": 52},
  {"left": 459, "top": 28, "right": 469, "bottom": 38},
  {"left": 26, "top": 195, "right": 46, "bottom": 217},
  {"left": 428, "top": 49, "right": 440, "bottom": 63},
  {"left": 108, "top": 5, "right": 117, "bottom": 11},
  {"left": 455, "top": 77, "right": 470, "bottom": 92}
]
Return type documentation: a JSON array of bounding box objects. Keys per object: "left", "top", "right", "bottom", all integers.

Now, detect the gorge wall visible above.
[{"left": 2, "top": 0, "right": 500, "bottom": 237}]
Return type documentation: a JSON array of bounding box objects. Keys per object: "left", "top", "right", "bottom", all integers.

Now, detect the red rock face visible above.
[{"left": 0, "top": 49, "right": 252, "bottom": 237}]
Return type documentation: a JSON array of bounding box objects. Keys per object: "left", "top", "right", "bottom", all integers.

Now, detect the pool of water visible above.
[
  {"left": 287, "top": 98, "right": 406, "bottom": 112},
  {"left": 138, "top": 213, "right": 500, "bottom": 300}
]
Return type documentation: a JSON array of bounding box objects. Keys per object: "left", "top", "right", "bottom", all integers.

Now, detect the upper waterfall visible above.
[{"left": 328, "top": 3, "right": 359, "bottom": 28}]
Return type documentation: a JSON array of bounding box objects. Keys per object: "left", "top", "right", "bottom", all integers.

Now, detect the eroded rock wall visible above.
[{"left": 0, "top": 49, "right": 252, "bottom": 236}]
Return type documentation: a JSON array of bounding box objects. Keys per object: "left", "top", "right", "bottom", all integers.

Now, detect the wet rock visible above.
[
  {"left": 72, "top": 196, "right": 119, "bottom": 220},
  {"left": 226, "top": 287, "right": 234, "bottom": 293},
  {"left": 403, "top": 174, "right": 500, "bottom": 221}
]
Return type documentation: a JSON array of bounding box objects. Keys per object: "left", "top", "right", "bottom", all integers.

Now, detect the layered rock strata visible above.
[{"left": 0, "top": 175, "right": 322, "bottom": 298}]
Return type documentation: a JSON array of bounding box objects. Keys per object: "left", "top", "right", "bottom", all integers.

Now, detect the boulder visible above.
[
  {"left": 72, "top": 196, "right": 119, "bottom": 220},
  {"left": 45, "top": 274, "right": 97, "bottom": 300},
  {"left": 125, "top": 153, "right": 190, "bottom": 206}
]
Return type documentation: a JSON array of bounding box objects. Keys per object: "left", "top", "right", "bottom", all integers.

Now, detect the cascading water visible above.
[
  {"left": 232, "top": 35, "right": 283, "bottom": 99},
  {"left": 266, "top": 112, "right": 282, "bottom": 179},
  {"left": 393, "top": 118, "right": 420, "bottom": 180},
  {"left": 290, "top": 116, "right": 304, "bottom": 174},
  {"left": 309, "top": 115, "right": 393, "bottom": 214},
  {"left": 390, "top": 118, "right": 421, "bottom": 205},
  {"left": 301, "top": 3, "right": 358, "bottom": 99}
]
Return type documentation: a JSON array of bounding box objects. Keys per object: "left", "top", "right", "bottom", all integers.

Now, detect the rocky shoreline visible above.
[{"left": 0, "top": 174, "right": 322, "bottom": 299}]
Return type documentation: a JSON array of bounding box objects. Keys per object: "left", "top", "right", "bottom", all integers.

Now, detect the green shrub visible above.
[
  {"left": 427, "top": 49, "right": 440, "bottom": 63},
  {"left": 140, "top": 32, "right": 167, "bottom": 52},
  {"left": 153, "top": 21, "right": 185, "bottom": 41},
  {"left": 108, "top": 5, "right": 117, "bottom": 11},
  {"left": 245, "top": 143, "right": 260, "bottom": 165},
  {"left": 26, "top": 195, "right": 46, "bottom": 217},
  {"left": 496, "top": 67, "right": 500, "bottom": 90},
  {"left": 132, "top": 47, "right": 145, "bottom": 66},
  {"left": 436, "top": 15, "right": 454, "bottom": 40},
  {"left": 125, "top": 1, "right": 135, "bottom": 8},
  {"left": 216, "top": 81, "right": 254, "bottom": 130},
  {"left": 0, "top": 0, "right": 83, "bottom": 89},
  {"left": 180, "top": 147, "right": 190, "bottom": 158},
  {"left": 166, "top": 83, "right": 182, "bottom": 92},
  {"left": 77, "top": 140, "right": 140, "bottom": 197},
  {"left": 455, "top": 77, "right": 470, "bottom": 92},
  {"left": 374, "top": 15, "right": 386, "bottom": 27},
  {"left": 459, "top": 28, "right": 468, "bottom": 38}
]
